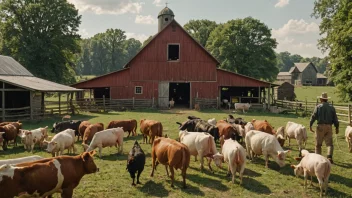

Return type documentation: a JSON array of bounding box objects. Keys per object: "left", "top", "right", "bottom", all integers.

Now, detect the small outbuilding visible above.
[
  {"left": 0, "top": 55, "right": 81, "bottom": 121},
  {"left": 274, "top": 82, "right": 295, "bottom": 101},
  {"left": 316, "top": 73, "right": 328, "bottom": 86}
]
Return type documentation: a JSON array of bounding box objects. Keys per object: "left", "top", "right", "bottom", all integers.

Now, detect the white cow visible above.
[
  {"left": 291, "top": 149, "right": 331, "bottom": 197},
  {"left": 18, "top": 127, "right": 49, "bottom": 152},
  {"left": 285, "top": 121, "right": 307, "bottom": 154},
  {"left": 246, "top": 130, "right": 290, "bottom": 168},
  {"left": 213, "top": 138, "right": 246, "bottom": 184},
  {"left": 234, "top": 103, "right": 251, "bottom": 113},
  {"left": 0, "top": 155, "right": 44, "bottom": 166},
  {"left": 61, "top": 129, "right": 76, "bottom": 142},
  {"left": 179, "top": 130, "right": 218, "bottom": 172},
  {"left": 83, "top": 127, "right": 124, "bottom": 158},
  {"left": 345, "top": 126, "right": 352, "bottom": 153},
  {"left": 45, "top": 131, "right": 76, "bottom": 157},
  {"left": 208, "top": 118, "right": 217, "bottom": 126}
]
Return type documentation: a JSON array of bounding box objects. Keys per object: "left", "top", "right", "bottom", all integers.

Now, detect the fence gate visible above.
[{"left": 158, "top": 82, "right": 169, "bottom": 108}]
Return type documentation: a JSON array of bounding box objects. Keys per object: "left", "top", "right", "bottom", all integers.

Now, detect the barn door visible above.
[{"left": 158, "top": 82, "right": 169, "bottom": 108}]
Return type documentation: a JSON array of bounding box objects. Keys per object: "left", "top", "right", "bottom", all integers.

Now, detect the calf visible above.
[
  {"left": 291, "top": 149, "right": 331, "bottom": 197},
  {"left": 78, "top": 121, "right": 91, "bottom": 141},
  {"left": 246, "top": 130, "right": 290, "bottom": 168},
  {"left": 234, "top": 103, "right": 251, "bottom": 113},
  {"left": 213, "top": 138, "right": 246, "bottom": 184},
  {"left": 150, "top": 137, "right": 190, "bottom": 188},
  {"left": 83, "top": 123, "right": 104, "bottom": 145},
  {"left": 127, "top": 140, "right": 146, "bottom": 186},
  {"left": 18, "top": 126, "right": 49, "bottom": 151},
  {"left": 285, "top": 121, "right": 307, "bottom": 156},
  {"left": 179, "top": 130, "right": 218, "bottom": 172},
  {"left": 45, "top": 130, "right": 76, "bottom": 157},
  {"left": 252, "top": 119, "right": 276, "bottom": 135},
  {"left": 140, "top": 119, "right": 163, "bottom": 144},
  {"left": 0, "top": 155, "right": 44, "bottom": 166},
  {"left": 1, "top": 151, "right": 99, "bottom": 197},
  {"left": 275, "top": 126, "right": 286, "bottom": 147},
  {"left": 0, "top": 124, "right": 17, "bottom": 150},
  {"left": 83, "top": 127, "right": 124, "bottom": 158},
  {"left": 345, "top": 126, "right": 352, "bottom": 153},
  {"left": 107, "top": 119, "right": 137, "bottom": 137}
]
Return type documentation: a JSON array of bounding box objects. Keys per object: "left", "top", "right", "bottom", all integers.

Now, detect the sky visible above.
[{"left": 67, "top": 0, "right": 325, "bottom": 58}]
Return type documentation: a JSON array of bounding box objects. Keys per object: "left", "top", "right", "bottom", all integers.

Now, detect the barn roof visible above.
[
  {"left": 294, "top": 62, "right": 318, "bottom": 73},
  {"left": 0, "top": 55, "right": 33, "bottom": 76},
  {"left": 317, "top": 73, "right": 327, "bottom": 79},
  {"left": 0, "top": 75, "right": 81, "bottom": 92},
  {"left": 123, "top": 19, "right": 221, "bottom": 69},
  {"left": 278, "top": 72, "right": 291, "bottom": 76}
]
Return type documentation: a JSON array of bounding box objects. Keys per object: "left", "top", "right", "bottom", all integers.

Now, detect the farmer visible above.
[{"left": 309, "top": 92, "right": 339, "bottom": 164}]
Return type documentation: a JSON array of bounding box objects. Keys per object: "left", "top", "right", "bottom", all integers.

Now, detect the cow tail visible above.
[
  {"left": 234, "top": 147, "right": 243, "bottom": 165},
  {"left": 181, "top": 147, "right": 189, "bottom": 171},
  {"left": 324, "top": 162, "right": 331, "bottom": 182}
]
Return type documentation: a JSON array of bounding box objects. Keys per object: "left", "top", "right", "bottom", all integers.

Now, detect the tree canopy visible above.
[
  {"left": 184, "top": 19, "right": 218, "bottom": 47},
  {"left": 313, "top": 0, "right": 352, "bottom": 101},
  {"left": 206, "top": 17, "right": 278, "bottom": 81},
  {"left": 0, "top": 0, "right": 81, "bottom": 84}
]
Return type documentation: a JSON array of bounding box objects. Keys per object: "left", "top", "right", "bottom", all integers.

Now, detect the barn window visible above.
[
  {"left": 168, "top": 44, "right": 180, "bottom": 61},
  {"left": 135, "top": 86, "right": 143, "bottom": 94},
  {"left": 165, "top": 18, "right": 169, "bottom": 22}
]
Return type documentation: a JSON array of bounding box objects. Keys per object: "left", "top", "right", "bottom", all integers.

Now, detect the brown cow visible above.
[
  {"left": 140, "top": 119, "right": 163, "bottom": 144},
  {"left": 0, "top": 124, "right": 18, "bottom": 150},
  {"left": 0, "top": 151, "right": 98, "bottom": 198},
  {"left": 251, "top": 119, "right": 276, "bottom": 135},
  {"left": 78, "top": 121, "right": 91, "bottom": 141},
  {"left": 0, "top": 121, "right": 22, "bottom": 146},
  {"left": 150, "top": 137, "right": 190, "bottom": 188},
  {"left": 107, "top": 119, "right": 137, "bottom": 137},
  {"left": 216, "top": 122, "right": 237, "bottom": 139},
  {"left": 82, "top": 123, "right": 104, "bottom": 145}
]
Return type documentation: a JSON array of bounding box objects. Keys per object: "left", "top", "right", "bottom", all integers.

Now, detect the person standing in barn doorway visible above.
[{"left": 309, "top": 92, "right": 339, "bottom": 164}]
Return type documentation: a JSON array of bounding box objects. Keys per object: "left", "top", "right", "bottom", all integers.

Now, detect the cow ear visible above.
[
  {"left": 82, "top": 152, "right": 90, "bottom": 161},
  {"left": 89, "top": 150, "right": 97, "bottom": 156}
]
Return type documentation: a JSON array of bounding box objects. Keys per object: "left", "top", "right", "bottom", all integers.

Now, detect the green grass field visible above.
[
  {"left": 1, "top": 109, "right": 351, "bottom": 198},
  {"left": 294, "top": 86, "right": 341, "bottom": 103}
]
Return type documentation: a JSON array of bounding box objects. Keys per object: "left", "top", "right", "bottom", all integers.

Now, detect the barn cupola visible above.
[{"left": 158, "top": 6, "right": 175, "bottom": 32}]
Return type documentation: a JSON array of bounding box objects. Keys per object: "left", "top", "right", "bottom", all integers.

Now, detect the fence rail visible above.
[{"left": 274, "top": 100, "right": 351, "bottom": 125}]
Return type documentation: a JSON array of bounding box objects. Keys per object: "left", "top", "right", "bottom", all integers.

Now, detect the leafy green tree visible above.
[
  {"left": 313, "top": 0, "right": 352, "bottom": 101},
  {"left": 123, "top": 38, "right": 141, "bottom": 63},
  {"left": 91, "top": 33, "right": 109, "bottom": 75},
  {"left": 184, "top": 19, "right": 218, "bottom": 47},
  {"left": 0, "top": 0, "right": 81, "bottom": 84},
  {"left": 276, "top": 51, "right": 295, "bottom": 71},
  {"left": 207, "top": 17, "right": 278, "bottom": 81},
  {"left": 102, "top": 29, "right": 126, "bottom": 71}
]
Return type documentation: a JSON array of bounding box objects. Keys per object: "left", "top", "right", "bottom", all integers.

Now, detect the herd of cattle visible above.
[{"left": 0, "top": 116, "right": 351, "bottom": 197}]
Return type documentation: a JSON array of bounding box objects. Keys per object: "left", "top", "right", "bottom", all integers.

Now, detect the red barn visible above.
[{"left": 73, "top": 7, "right": 275, "bottom": 109}]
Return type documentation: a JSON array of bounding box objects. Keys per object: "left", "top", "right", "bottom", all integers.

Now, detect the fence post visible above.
[
  {"left": 58, "top": 92, "right": 61, "bottom": 115},
  {"left": 133, "top": 97, "right": 135, "bottom": 109},
  {"left": 295, "top": 101, "right": 298, "bottom": 115},
  {"left": 305, "top": 98, "right": 307, "bottom": 116},
  {"left": 103, "top": 95, "right": 106, "bottom": 112},
  {"left": 30, "top": 91, "right": 33, "bottom": 120},
  {"left": 348, "top": 104, "right": 351, "bottom": 126},
  {"left": 216, "top": 97, "right": 219, "bottom": 109}
]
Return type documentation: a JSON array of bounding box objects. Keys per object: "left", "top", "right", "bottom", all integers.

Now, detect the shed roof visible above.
[
  {"left": 0, "top": 76, "right": 81, "bottom": 92},
  {"left": 0, "top": 55, "right": 33, "bottom": 76},
  {"left": 317, "top": 73, "right": 327, "bottom": 79},
  {"left": 278, "top": 72, "right": 291, "bottom": 76}
]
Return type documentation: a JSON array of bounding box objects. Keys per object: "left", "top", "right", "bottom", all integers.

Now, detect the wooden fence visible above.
[{"left": 274, "top": 100, "right": 352, "bottom": 125}]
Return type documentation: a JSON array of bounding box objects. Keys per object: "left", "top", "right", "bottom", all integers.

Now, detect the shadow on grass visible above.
[
  {"left": 139, "top": 180, "right": 169, "bottom": 197},
  {"left": 328, "top": 186, "right": 351, "bottom": 198},
  {"left": 242, "top": 176, "right": 271, "bottom": 194},
  {"left": 334, "top": 161, "right": 352, "bottom": 169},
  {"left": 179, "top": 182, "right": 205, "bottom": 196},
  {"left": 187, "top": 173, "right": 229, "bottom": 191},
  {"left": 329, "top": 173, "right": 352, "bottom": 188},
  {"left": 244, "top": 168, "right": 262, "bottom": 177},
  {"left": 99, "top": 152, "right": 128, "bottom": 161}
]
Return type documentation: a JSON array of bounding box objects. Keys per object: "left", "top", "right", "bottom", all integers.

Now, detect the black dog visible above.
[{"left": 127, "top": 140, "right": 146, "bottom": 186}]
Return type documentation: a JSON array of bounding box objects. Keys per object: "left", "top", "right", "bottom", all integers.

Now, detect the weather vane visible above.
[{"left": 166, "top": 1, "right": 169, "bottom": 7}]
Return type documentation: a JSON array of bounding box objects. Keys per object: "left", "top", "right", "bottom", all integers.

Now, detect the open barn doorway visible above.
[{"left": 169, "top": 82, "right": 190, "bottom": 108}]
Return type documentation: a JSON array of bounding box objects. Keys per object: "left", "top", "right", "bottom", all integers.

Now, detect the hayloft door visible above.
[{"left": 158, "top": 82, "right": 169, "bottom": 108}]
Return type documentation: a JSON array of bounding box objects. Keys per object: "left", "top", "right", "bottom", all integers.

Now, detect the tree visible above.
[
  {"left": 313, "top": 0, "right": 352, "bottom": 101},
  {"left": 184, "top": 19, "right": 218, "bottom": 47},
  {"left": 276, "top": 51, "right": 295, "bottom": 71},
  {"left": 207, "top": 17, "right": 278, "bottom": 81},
  {"left": 123, "top": 38, "right": 141, "bottom": 63},
  {"left": 142, "top": 36, "right": 153, "bottom": 47},
  {"left": 102, "top": 29, "right": 126, "bottom": 71},
  {"left": 0, "top": 0, "right": 81, "bottom": 84}
]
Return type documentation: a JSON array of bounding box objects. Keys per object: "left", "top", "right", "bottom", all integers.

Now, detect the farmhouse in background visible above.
[
  {"left": 72, "top": 6, "right": 277, "bottom": 109},
  {"left": 276, "top": 62, "right": 328, "bottom": 86},
  {"left": 0, "top": 55, "right": 81, "bottom": 121}
]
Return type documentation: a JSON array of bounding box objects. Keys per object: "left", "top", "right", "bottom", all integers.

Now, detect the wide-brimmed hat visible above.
[{"left": 317, "top": 92, "right": 330, "bottom": 100}]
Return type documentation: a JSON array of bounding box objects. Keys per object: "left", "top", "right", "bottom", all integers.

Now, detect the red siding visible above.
[
  {"left": 110, "top": 81, "right": 158, "bottom": 99},
  {"left": 216, "top": 69, "right": 270, "bottom": 87},
  {"left": 74, "top": 69, "right": 131, "bottom": 88},
  {"left": 191, "top": 82, "right": 218, "bottom": 99},
  {"left": 129, "top": 21, "right": 218, "bottom": 82}
]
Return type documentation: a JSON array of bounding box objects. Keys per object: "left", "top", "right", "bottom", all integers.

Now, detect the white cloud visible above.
[
  {"left": 272, "top": 19, "right": 319, "bottom": 38},
  {"left": 153, "top": 0, "right": 164, "bottom": 7},
  {"left": 272, "top": 19, "right": 324, "bottom": 57},
  {"left": 135, "top": 15, "right": 157, "bottom": 24},
  {"left": 275, "top": 0, "right": 289, "bottom": 8},
  {"left": 78, "top": 28, "right": 89, "bottom": 38},
  {"left": 125, "top": 32, "right": 149, "bottom": 43},
  {"left": 67, "top": 0, "right": 143, "bottom": 15}
]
